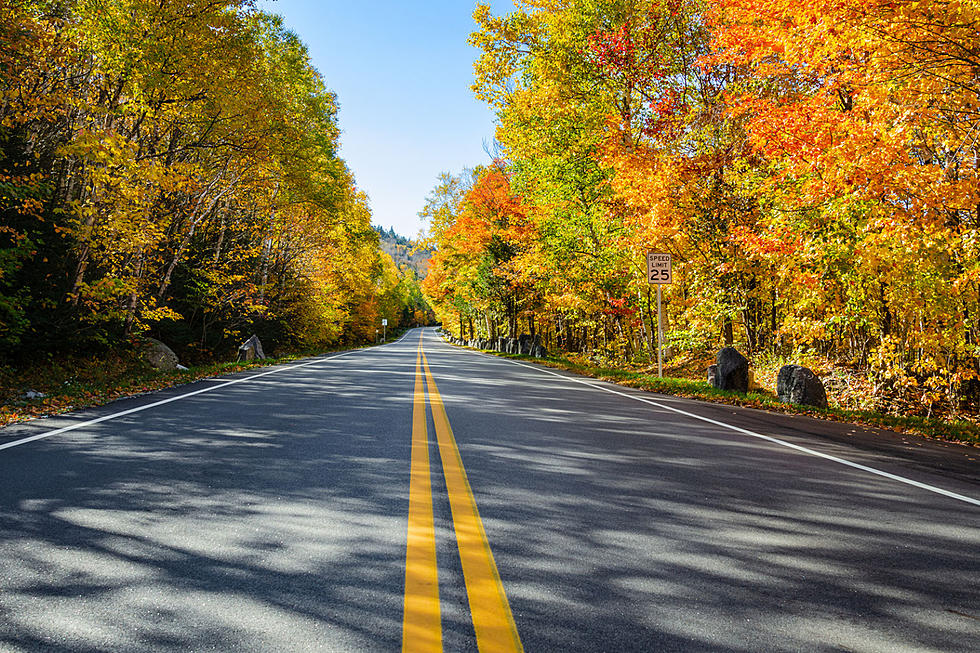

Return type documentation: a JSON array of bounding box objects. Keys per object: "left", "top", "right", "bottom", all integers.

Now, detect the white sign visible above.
[
  {"left": 381, "top": 318, "right": 388, "bottom": 326},
  {"left": 647, "top": 252, "right": 672, "bottom": 284}
]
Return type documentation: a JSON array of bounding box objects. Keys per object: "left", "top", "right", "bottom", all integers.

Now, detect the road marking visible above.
[
  {"left": 402, "top": 338, "right": 441, "bottom": 653},
  {"left": 458, "top": 346, "right": 980, "bottom": 509},
  {"left": 422, "top": 350, "right": 524, "bottom": 653},
  {"left": 0, "top": 349, "right": 364, "bottom": 453}
]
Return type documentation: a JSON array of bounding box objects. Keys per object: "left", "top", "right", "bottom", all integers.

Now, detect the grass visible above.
[{"left": 478, "top": 348, "right": 980, "bottom": 448}]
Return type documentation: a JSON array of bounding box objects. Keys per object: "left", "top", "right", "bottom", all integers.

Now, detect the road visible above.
[{"left": 0, "top": 327, "right": 977, "bottom": 652}]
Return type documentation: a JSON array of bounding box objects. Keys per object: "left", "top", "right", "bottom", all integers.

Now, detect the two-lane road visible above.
[{"left": 0, "top": 328, "right": 977, "bottom": 651}]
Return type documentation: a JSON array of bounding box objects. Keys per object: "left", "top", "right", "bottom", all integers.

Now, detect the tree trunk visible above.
[{"left": 123, "top": 252, "right": 145, "bottom": 336}]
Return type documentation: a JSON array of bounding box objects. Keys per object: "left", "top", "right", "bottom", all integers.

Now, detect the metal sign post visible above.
[
  {"left": 382, "top": 318, "right": 387, "bottom": 342},
  {"left": 646, "top": 252, "right": 672, "bottom": 377}
]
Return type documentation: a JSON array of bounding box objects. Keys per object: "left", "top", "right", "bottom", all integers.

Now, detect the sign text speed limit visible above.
[{"left": 647, "top": 252, "right": 672, "bottom": 284}]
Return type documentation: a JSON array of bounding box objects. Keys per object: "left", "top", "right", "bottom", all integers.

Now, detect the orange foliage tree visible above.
[{"left": 428, "top": 0, "right": 980, "bottom": 415}]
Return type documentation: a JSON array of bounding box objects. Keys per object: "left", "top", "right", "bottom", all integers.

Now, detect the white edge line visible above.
[
  {"left": 0, "top": 348, "right": 365, "bottom": 453},
  {"left": 456, "top": 344, "right": 980, "bottom": 508}
]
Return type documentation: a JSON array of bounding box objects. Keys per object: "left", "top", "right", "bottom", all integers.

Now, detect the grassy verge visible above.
[
  {"left": 476, "top": 348, "right": 980, "bottom": 447},
  {"left": 0, "top": 332, "right": 406, "bottom": 429}
]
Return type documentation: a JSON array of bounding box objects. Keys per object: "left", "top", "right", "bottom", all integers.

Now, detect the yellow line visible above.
[
  {"left": 422, "top": 351, "right": 524, "bottom": 653},
  {"left": 402, "top": 337, "right": 441, "bottom": 653}
]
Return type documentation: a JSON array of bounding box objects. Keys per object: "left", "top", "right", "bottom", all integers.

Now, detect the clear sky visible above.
[{"left": 256, "top": 0, "right": 515, "bottom": 239}]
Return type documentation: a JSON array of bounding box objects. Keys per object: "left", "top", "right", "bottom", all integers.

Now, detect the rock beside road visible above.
[
  {"left": 711, "top": 347, "right": 749, "bottom": 393},
  {"left": 777, "top": 364, "right": 828, "bottom": 408},
  {"left": 142, "top": 338, "right": 179, "bottom": 371},
  {"left": 237, "top": 335, "right": 266, "bottom": 361},
  {"left": 439, "top": 331, "right": 547, "bottom": 358}
]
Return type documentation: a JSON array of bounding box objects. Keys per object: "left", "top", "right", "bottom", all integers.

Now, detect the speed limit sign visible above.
[
  {"left": 646, "top": 252, "right": 671, "bottom": 379},
  {"left": 647, "top": 252, "right": 672, "bottom": 284}
]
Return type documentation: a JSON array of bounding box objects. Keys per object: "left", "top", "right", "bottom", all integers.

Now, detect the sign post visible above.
[
  {"left": 646, "top": 252, "right": 672, "bottom": 377},
  {"left": 382, "top": 318, "right": 387, "bottom": 342}
]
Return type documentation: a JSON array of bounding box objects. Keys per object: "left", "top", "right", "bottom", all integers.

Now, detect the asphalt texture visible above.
[{"left": 0, "top": 327, "right": 977, "bottom": 652}]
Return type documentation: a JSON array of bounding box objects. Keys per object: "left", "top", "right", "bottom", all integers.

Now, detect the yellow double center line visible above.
[{"left": 402, "top": 334, "right": 524, "bottom": 653}]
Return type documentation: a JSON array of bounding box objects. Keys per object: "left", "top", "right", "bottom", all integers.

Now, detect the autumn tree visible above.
[
  {"left": 0, "top": 0, "right": 419, "bottom": 365},
  {"left": 709, "top": 0, "right": 980, "bottom": 409}
]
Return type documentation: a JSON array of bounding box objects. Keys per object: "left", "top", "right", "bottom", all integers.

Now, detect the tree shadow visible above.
[
  {"left": 1, "top": 338, "right": 977, "bottom": 652},
  {"left": 426, "top": 344, "right": 980, "bottom": 652},
  {"left": 0, "top": 358, "right": 417, "bottom": 652}
]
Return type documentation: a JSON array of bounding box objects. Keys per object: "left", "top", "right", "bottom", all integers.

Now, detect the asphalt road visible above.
[{"left": 0, "top": 327, "right": 977, "bottom": 652}]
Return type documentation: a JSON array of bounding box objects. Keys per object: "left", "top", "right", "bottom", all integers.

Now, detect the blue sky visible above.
[{"left": 256, "top": 0, "right": 515, "bottom": 238}]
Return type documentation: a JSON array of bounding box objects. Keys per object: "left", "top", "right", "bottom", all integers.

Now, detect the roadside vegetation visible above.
[
  {"left": 422, "top": 0, "right": 980, "bottom": 437},
  {"left": 0, "top": 0, "right": 432, "bottom": 419},
  {"left": 462, "top": 343, "right": 980, "bottom": 447},
  {"left": 0, "top": 327, "right": 410, "bottom": 428}
]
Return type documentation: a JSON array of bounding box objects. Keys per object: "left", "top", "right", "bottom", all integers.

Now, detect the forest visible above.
[
  {"left": 422, "top": 0, "right": 980, "bottom": 418},
  {"left": 0, "top": 0, "right": 428, "bottom": 372}
]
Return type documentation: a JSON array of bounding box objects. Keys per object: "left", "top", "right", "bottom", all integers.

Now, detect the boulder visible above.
[
  {"left": 143, "top": 338, "right": 179, "bottom": 371},
  {"left": 777, "top": 364, "right": 828, "bottom": 408},
  {"left": 712, "top": 347, "right": 749, "bottom": 393},
  {"left": 237, "top": 334, "right": 265, "bottom": 361},
  {"left": 707, "top": 364, "right": 718, "bottom": 387}
]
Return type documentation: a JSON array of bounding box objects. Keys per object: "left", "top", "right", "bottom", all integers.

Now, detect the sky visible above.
[{"left": 256, "top": 0, "right": 516, "bottom": 239}]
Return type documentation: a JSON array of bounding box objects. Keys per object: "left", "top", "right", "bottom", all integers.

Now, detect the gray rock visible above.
[
  {"left": 777, "top": 364, "right": 828, "bottom": 408},
  {"left": 143, "top": 338, "right": 179, "bottom": 371},
  {"left": 175, "top": 364, "right": 189, "bottom": 371},
  {"left": 713, "top": 347, "right": 749, "bottom": 392},
  {"left": 707, "top": 364, "right": 718, "bottom": 387},
  {"left": 23, "top": 389, "right": 47, "bottom": 399},
  {"left": 237, "top": 334, "right": 265, "bottom": 361}
]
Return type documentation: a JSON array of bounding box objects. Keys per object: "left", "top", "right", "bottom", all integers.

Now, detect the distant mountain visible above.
[{"left": 373, "top": 225, "right": 431, "bottom": 278}]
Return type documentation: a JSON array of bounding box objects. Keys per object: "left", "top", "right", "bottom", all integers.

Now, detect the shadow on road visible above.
[
  {"left": 428, "top": 348, "right": 980, "bottom": 652},
  {"left": 0, "top": 363, "right": 413, "bottom": 652}
]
